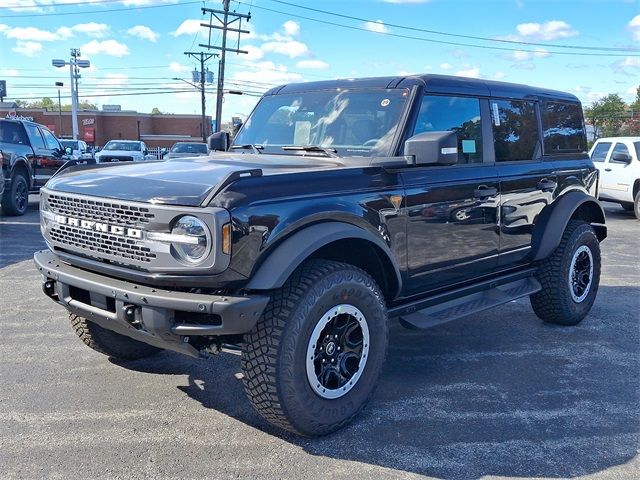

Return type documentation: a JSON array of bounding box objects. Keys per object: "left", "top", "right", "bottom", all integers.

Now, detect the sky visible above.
[{"left": 1, "top": 0, "right": 639, "bottom": 122}]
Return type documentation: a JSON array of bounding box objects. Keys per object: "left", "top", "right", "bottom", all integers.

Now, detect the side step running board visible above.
[{"left": 398, "top": 277, "right": 541, "bottom": 330}]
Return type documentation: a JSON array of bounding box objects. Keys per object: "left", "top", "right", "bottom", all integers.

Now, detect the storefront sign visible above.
[
  {"left": 83, "top": 127, "right": 95, "bottom": 142},
  {"left": 5, "top": 110, "right": 34, "bottom": 122},
  {"left": 82, "top": 118, "right": 95, "bottom": 126}
]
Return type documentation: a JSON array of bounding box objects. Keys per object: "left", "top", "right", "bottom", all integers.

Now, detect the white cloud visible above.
[
  {"left": 261, "top": 40, "right": 308, "bottom": 58},
  {"left": 282, "top": 20, "right": 300, "bottom": 36},
  {"left": 364, "top": 20, "right": 388, "bottom": 34},
  {"left": 296, "top": 59, "right": 329, "bottom": 70},
  {"left": 127, "top": 25, "right": 159, "bottom": 42},
  {"left": 1, "top": 68, "right": 19, "bottom": 76},
  {"left": 439, "top": 62, "right": 452, "bottom": 70},
  {"left": 169, "top": 61, "right": 190, "bottom": 73},
  {"left": 629, "top": 14, "right": 640, "bottom": 41},
  {"left": 72, "top": 22, "right": 109, "bottom": 38},
  {"left": 56, "top": 26, "right": 74, "bottom": 39},
  {"left": 5, "top": 26, "right": 60, "bottom": 42},
  {"left": 120, "top": 0, "right": 178, "bottom": 5},
  {"left": 242, "top": 45, "right": 264, "bottom": 61},
  {"left": 509, "top": 48, "right": 550, "bottom": 61},
  {"left": 172, "top": 19, "right": 202, "bottom": 37},
  {"left": 619, "top": 57, "right": 640, "bottom": 69},
  {"left": 455, "top": 67, "right": 481, "bottom": 78},
  {"left": 12, "top": 41, "right": 42, "bottom": 57},
  {"left": 81, "top": 39, "right": 130, "bottom": 57},
  {"left": 232, "top": 61, "right": 302, "bottom": 86},
  {"left": 494, "top": 71, "right": 506, "bottom": 80},
  {"left": 515, "top": 20, "right": 578, "bottom": 41}
]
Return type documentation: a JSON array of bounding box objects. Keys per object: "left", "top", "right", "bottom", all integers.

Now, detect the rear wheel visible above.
[
  {"left": 69, "top": 314, "right": 161, "bottom": 360},
  {"left": 530, "top": 220, "right": 601, "bottom": 326},
  {"left": 634, "top": 191, "right": 640, "bottom": 220},
  {"left": 1, "top": 173, "right": 29, "bottom": 216},
  {"left": 241, "top": 260, "right": 388, "bottom": 436}
]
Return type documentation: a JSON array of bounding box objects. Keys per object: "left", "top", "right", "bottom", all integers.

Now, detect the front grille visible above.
[
  {"left": 48, "top": 193, "right": 154, "bottom": 227},
  {"left": 50, "top": 223, "right": 156, "bottom": 263}
]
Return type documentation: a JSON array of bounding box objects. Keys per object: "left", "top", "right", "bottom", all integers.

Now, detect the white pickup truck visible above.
[
  {"left": 94, "top": 140, "right": 155, "bottom": 163},
  {"left": 590, "top": 136, "right": 640, "bottom": 219}
]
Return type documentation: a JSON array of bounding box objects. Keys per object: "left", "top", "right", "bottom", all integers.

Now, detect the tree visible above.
[
  {"left": 150, "top": 107, "right": 162, "bottom": 115},
  {"left": 585, "top": 94, "right": 628, "bottom": 138}
]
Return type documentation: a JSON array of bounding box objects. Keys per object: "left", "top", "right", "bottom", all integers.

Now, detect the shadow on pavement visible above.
[
  {"left": 0, "top": 197, "right": 45, "bottom": 268},
  {"left": 113, "top": 284, "right": 640, "bottom": 479}
]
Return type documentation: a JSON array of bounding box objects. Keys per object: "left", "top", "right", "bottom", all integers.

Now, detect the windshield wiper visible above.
[
  {"left": 282, "top": 145, "right": 338, "bottom": 158},
  {"left": 230, "top": 144, "right": 263, "bottom": 154}
]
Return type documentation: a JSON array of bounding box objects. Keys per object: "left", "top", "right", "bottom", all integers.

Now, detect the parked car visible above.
[
  {"left": 163, "top": 142, "right": 209, "bottom": 159},
  {"left": 60, "top": 139, "right": 93, "bottom": 161},
  {"left": 35, "top": 74, "right": 606, "bottom": 436},
  {"left": 0, "top": 118, "right": 85, "bottom": 216},
  {"left": 94, "top": 140, "right": 155, "bottom": 163},
  {"left": 589, "top": 136, "right": 640, "bottom": 219}
]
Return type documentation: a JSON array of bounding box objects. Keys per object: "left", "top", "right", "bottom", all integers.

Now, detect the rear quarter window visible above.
[
  {"left": 590, "top": 142, "right": 612, "bottom": 162},
  {"left": 541, "top": 101, "right": 587, "bottom": 154}
]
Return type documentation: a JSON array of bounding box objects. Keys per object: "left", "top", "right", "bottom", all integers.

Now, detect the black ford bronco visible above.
[{"left": 35, "top": 75, "right": 606, "bottom": 436}]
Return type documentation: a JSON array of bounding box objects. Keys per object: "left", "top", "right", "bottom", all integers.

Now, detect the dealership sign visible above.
[{"left": 5, "top": 110, "right": 34, "bottom": 122}]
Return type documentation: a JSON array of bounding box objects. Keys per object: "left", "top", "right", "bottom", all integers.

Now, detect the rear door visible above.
[
  {"left": 402, "top": 94, "right": 500, "bottom": 294},
  {"left": 22, "top": 123, "right": 50, "bottom": 187},
  {"left": 491, "top": 99, "right": 555, "bottom": 266}
]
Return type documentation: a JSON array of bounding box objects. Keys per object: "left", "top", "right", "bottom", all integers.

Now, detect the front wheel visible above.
[
  {"left": 241, "top": 260, "right": 388, "bottom": 436},
  {"left": 634, "top": 191, "right": 640, "bottom": 220},
  {"left": 530, "top": 220, "right": 601, "bottom": 326}
]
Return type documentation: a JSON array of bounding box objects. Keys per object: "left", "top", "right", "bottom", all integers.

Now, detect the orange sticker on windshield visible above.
[{"left": 381, "top": 99, "right": 390, "bottom": 107}]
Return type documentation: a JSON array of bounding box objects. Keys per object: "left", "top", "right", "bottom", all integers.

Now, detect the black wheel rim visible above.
[
  {"left": 306, "top": 304, "right": 369, "bottom": 399},
  {"left": 569, "top": 245, "right": 593, "bottom": 303},
  {"left": 15, "top": 180, "right": 28, "bottom": 212}
]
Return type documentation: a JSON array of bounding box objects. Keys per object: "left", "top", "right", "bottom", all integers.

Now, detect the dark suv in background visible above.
[
  {"left": 0, "top": 119, "right": 80, "bottom": 216},
  {"left": 35, "top": 75, "right": 606, "bottom": 436}
]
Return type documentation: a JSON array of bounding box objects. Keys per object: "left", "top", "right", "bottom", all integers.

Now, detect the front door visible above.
[
  {"left": 600, "top": 141, "right": 636, "bottom": 203},
  {"left": 402, "top": 94, "right": 500, "bottom": 294},
  {"left": 38, "top": 127, "right": 67, "bottom": 186}
]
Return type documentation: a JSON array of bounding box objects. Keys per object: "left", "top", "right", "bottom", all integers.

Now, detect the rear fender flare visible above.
[
  {"left": 530, "top": 191, "right": 606, "bottom": 261},
  {"left": 245, "top": 222, "right": 402, "bottom": 295}
]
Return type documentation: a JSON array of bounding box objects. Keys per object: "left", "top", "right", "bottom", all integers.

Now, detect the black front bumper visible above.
[{"left": 34, "top": 250, "right": 269, "bottom": 357}]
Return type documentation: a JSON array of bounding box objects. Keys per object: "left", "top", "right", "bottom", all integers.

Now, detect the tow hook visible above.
[
  {"left": 122, "top": 304, "right": 142, "bottom": 329},
  {"left": 43, "top": 279, "right": 58, "bottom": 300}
]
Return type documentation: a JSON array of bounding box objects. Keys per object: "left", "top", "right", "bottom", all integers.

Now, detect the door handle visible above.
[
  {"left": 474, "top": 185, "right": 498, "bottom": 198},
  {"left": 537, "top": 179, "right": 557, "bottom": 192},
  {"left": 604, "top": 168, "right": 612, "bottom": 172}
]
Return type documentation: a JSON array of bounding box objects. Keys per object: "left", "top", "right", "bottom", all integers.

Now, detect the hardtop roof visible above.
[{"left": 267, "top": 74, "right": 580, "bottom": 103}]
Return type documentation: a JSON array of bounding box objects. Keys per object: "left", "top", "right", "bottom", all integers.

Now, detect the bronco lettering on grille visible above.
[{"left": 53, "top": 215, "right": 143, "bottom": 239}]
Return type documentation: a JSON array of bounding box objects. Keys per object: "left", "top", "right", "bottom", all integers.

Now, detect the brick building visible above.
[{"left": 0, "top": 105, "right": 212, "bottom": 148}]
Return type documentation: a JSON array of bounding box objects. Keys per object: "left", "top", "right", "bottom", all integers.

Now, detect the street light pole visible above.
[
  {"left": 55, "top": 82, "right": 64, "bottom": 137},
  {"left": 52, "top": 49, "right": 90, "bottom": 141}
]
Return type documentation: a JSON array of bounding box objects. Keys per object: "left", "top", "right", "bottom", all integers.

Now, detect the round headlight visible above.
[{"left": 170, "top": 215, "right": 210, "bottom": 264}]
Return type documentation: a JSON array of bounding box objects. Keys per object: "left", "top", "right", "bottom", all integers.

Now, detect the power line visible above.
[
  {"left": 0, "top": 0, "right": 202, "bottom": 18},
  {"left": 266, "top": 0, "right": 640, "bottom": 53},
  {"left": 236, "top": 1, "right": 640, "bottom": 57},
  {"left": 2, "top": 0, "right": 141, "bottom": 9}
]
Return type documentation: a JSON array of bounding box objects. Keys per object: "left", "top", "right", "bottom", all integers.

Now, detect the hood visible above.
[
  {"left": 45, "top": 152, "right": 344, "bottom": 206},
  {"left": 163, "top": 152, "right": 208, "bottom": 159},
  {"left": 97, "top": 149, "right": 142, "bottom": 157}
]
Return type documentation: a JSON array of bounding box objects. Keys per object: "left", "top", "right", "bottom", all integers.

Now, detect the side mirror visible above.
[
  {"left": 143, "top": 149, "right": 149, "bottom": 155},
  {"left": 404, "top": 131, "right": 458, "bottom": 166},
  {"left": 64, "top": 146, "right": 73, "bottom": 155},
  {"left": 611, "top": 151, "right": 632, "bottom": 163},
  {"left": 208, "top": 131, "right": 229, "bottom": 152}
]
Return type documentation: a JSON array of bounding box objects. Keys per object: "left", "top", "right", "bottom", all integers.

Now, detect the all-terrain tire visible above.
[
  {"left": 530, "top": 220, "right": 601, "bottom": 326},
  {"left": 241, "top": 260, "right": 388, "bottom": 436},
  {"left": 69, "top": 314, "right": 161, "bottom": 360},
  {"left": 1, "top": 173, "right": 29, "bottom": 216}
]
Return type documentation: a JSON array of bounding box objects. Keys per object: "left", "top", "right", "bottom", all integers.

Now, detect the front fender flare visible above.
[
  {"left": 530, "top": 191, "right": 606, "bottom": 262},
  {"left": 245, "top": 222, "right": 402, "bottom": 294}
]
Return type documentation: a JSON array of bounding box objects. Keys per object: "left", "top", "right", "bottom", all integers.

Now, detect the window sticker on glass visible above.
[
  {"left": 293, "top": 121, "right": 311, "bottom": 145},
  {"left": 492, "top": 102, "right": 500, "bottom": 126},
  {"left": 461, "top": 140, "right": 477, "bottom": 154},
  {"left": 380, "top": 98, "right": 390, "bottom": 107}
]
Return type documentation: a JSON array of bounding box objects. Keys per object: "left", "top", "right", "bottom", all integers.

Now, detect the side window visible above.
[
  {"left": 0, "top": 122, "right": 29, "bottom": 145},
  {"left": 41, "top": 128, "right": 61, "bottom": 151},
  {"left": 413, "top": 95, "right": 482, "bottom": 164},
  {"left": 24, "top": 124, "right": 46, "bottom": 149},
  {"left": 491, "top": 99, "right": 539, "bottom": 162},
  {"left": 590, "top": 142, "right": 612, "bottom": 162},
  {"left": 610, "top": 143, "right": 630, "bottom": 163},
  {"left": 542, "top": 101, "right": 586, "bottom": 153}
]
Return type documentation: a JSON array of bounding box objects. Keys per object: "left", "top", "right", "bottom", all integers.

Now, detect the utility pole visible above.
[
  {"left": 183, "top": 51, "right": 217, "bottom": 141},
  {"left": 52, "top": 49, "right": 90, "bottom": 140},
  {"left": 199, "top": 0, "right": 251, "bottom": 132},
  {"left": 55, "top": 82, "right": 64, "bottom": 137}
]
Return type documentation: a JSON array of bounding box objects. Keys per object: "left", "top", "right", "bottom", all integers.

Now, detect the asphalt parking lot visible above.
[{"left": 1, "top": 196, "right": 638, "bottom": 480}]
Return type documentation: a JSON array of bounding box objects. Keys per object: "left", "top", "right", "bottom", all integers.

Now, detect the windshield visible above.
[
  {"left": 233, "top": 88, "right": 409, "bottom": 157},
  {"left": 171, "top": 143, "right": 208, "bottom": 154},
  {"left": 104, "top": 141, "right": 141, "bottom": 151},
  {"left": 60, "top": 140, "right": 78, "bottom": 149}
]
